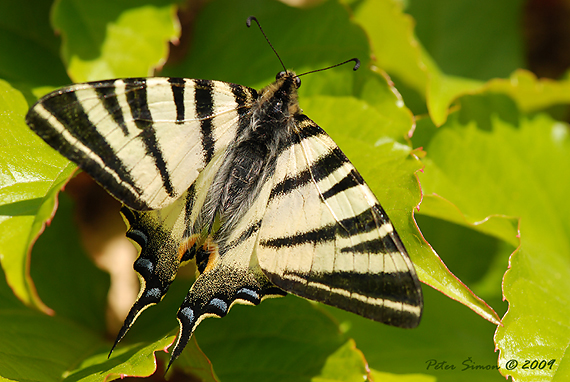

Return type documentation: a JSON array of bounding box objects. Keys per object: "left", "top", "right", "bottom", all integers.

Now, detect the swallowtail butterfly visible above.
[{"left": 26, "top": 16, "right": 423, "bottom": 369}]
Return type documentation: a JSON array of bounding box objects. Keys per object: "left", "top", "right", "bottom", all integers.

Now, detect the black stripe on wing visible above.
[
  {"left": 95, "top": 81, "right": 129, "bottom": 136},
  {"left": 124, "top": 78, "right": 176, "bottom": 199},
  {"left": 270, "top": 146, "right": 348, "bottom": 201},
  {"left": 194, "top": 79, "right": 216, "bottom": 164},
  {"left": 224, "top": 219, "right": 263, "bottom": 253},
  {"left": 321, "top": 169, "right": 365, "bottom": 200},
  {"left": 168, "top": 77, "right": 186, "bottom": 124},
  {"left": 273, "top": 114, "right": 324, "bottom": 163},
  {"left": 283, "top": 269, "right": 421, "bottom": 307},
  {"left": 26, "top": 87, "right": 147, "bottom": 209},
  {"left": 274, "top": 267, "right": 422, "bottom": 328},
  {"left": 260, "top": 204, "right": 396, "bottom": 251}
]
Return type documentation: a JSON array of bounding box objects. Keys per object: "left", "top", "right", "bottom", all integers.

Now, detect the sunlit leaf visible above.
[
  {"left": 418, "top": 96, "right": 570, "bottom": 381},
  {"left": 0, "top": 79, "right": 75, "bottom": 310},
  {"left": 52, "top": 0, "right": 181, "bottom": 81},
  {"left": 0, "top": 0, "right": 69, "bottom": 88}
]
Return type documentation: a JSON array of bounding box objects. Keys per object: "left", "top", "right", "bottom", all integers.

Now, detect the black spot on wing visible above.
[
  {"left": 195, "top": 246, "right": 209, "bottom": 274},
  {"left": 126, "top": 228, "right": 148, "bottom": 249},
  {"left": 124, "top": 78, "right": 176, "bottom": 198},
  {"left": 235, "top": 287, "right": 261, "bottom": 304}
]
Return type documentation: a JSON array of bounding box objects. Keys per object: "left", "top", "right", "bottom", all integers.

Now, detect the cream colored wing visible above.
[{"left": 256, "top": 115, "right": 423, "bottom": 328}]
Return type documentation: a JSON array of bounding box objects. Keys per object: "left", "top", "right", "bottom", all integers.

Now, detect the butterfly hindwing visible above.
[
  {"left": 256, "top": 115, "right": 423, "bottom": 328},
  {"left": 26, "top": 78, "right": 257, "bottom": 210}
]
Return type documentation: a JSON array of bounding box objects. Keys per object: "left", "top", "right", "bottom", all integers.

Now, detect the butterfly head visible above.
[
  {"left": 257, "top": 70, "right": 302, "bottom": 118},
  {"left": 276, "top": 70, "right": 301, "bottom": 89}
]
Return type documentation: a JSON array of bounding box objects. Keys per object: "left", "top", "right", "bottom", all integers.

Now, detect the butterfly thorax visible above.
[{"left": 196, "top": 71, "right": 302, "bottom": 248}]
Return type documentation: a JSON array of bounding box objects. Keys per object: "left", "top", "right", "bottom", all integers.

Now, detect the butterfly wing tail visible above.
[
  {"left": 167, "top": 256, "right": 285, "bottom": 370},
  {"left": 109, "top": 207, "right": 182, "bottom": 356}
]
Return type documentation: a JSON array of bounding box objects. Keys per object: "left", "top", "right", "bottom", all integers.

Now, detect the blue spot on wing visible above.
[
  {"left": 208, "top": 298, "right": 228, "bottom": 315},
  {"left": 236, "top": 287, "right": 260, "bottom": 303},
  {"left": 180, "top": 307, "right": 194, "bottom": 323},
  {"left": 145, "top": 287, "right": 162, "bottom": 299},
  {"left": 135, "top": 258, "right": 154, "bottom": 274}
]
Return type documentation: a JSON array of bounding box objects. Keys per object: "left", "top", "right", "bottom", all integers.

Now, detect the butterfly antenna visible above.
[
  {"left": 246, "top": 16, "right": 287, "bottom": 72},
  {"left": 296, "top": 58, "right": 361, "bottom": 77}
]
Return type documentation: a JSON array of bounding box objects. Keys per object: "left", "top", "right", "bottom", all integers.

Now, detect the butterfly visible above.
[{"left": 25, "top": 16, "right": 422, "bottom": 370}]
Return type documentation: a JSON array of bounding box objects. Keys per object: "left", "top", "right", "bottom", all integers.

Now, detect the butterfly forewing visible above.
[{"left": 26, "top": 78, "right": 257, "bottom": 210}]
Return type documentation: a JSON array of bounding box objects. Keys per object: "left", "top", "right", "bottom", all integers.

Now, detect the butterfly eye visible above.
[
  {"left": 276, "top": 71, "right": 287, "bottom": 80},
  {"left": 294, "top": 76, "right": 301, "bottom": 88}
]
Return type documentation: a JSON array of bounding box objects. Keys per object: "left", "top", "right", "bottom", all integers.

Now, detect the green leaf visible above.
[
  {"left": 0, "top": 78, "right": 75, "bottom": 310},
  {"left": 195, "top": 295, "right": 370, "bottom": 382},
  {"left": 171, "top": 337, "right": 220, "bottom": 382},
  {"left": 0, "top": 262, "right": 105, "bottom": 382},
  {"left": 346, "top": 0, "right": 481, "bottom": 125},
  {"left": 324, "top": 286, "right": 504, "bottom": 382},
  {"left": 428, "top": 68, "right": 570, "bottom": 126},
  {"left": 418, "top": 195, "right": 520, "bottom": 249},
  {"left": 52, "top": 0, "right": 181, "bottom": 82},
  {"left": 30, "top": 193, "right": 110, "bottom": 333},
  {"left": 370, "top": 369, "right": 436, "bottom": 382},
  {"left": 483, "top": 69, "right": 570, "bottom": 113},
  {"left": 405, "top": 0, "right": 526, "bottom": 81},
  {"left": 344, "top": 0, "right": 428, "bottom": 96},
  {"left": 0, "top": 0, "right": 69, "bottom": 88},
  {"left": 417, "top": 94, "right": 570, "bottom": 380},
  {"left": 63, "top": 335, "right": 175, "bottom": 381},
  {"left": 349, "top": 0, "right": 555, "bottom": 127},
  {"left": 425, "top": 70, "right": 484, "bottom": 126},
  {"left": 311, "top": 340, "right": 370, "bottom": 382},
  {"left": 0, "top": 308, "right": 104, "bottom": 382}
]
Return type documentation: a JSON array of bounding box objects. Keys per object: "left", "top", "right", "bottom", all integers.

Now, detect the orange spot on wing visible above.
[
  {"left": 178, "top": 234, "right": 199, "bottom": 261},
  {"left": 202, "top": 237, "right": 220, "bottom": 273}
]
